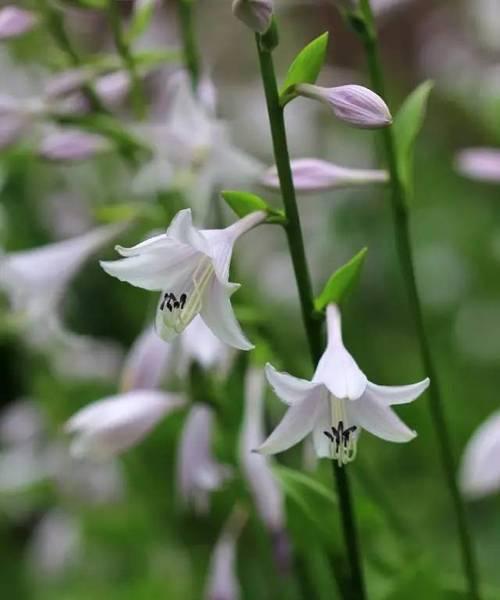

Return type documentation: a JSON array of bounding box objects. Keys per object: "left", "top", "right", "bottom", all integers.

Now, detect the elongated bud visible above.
[
  {"left": 297, "top": 83, "right": 392, "bottom": 129},
  {"left": 0, "top": 6, "right": 37, "bottom": 40},
  {"left": 262, "top": 158, "right": 388, "bottom": 192},
  {"left": 232, "top": 0, "right": 273, "bottom": 34},
  {"left": 455, "top": 148, "right": 500, "bottom": 183},
  {"left": 38, "top": 130, "right": 110, "bottom": 162}
]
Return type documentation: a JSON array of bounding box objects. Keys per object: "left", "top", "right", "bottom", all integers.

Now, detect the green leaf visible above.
[
  {"left": 280, "top": 32, "right": 329, "bottom": 101},
  {"left": 221, "top": 190, "right": 269, "bottom": 218},
  {"left": 127, "top": 0, "right": 156, "bottom": 43},
  {"left": 393, "top": 81, "right": 433, "bottom": 197},
  {"left": 314, "top": 247, "right": 367, "bottom": 312}
]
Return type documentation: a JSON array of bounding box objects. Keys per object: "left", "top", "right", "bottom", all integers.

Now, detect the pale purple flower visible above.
[
  {"left": 95, "top": 71, "right": 131, "bottom": 108},
  {"left": 455, "top": 148, "right": 500, "bottom": 183},
  {"left": 262, "top": 158, "right": 388, "bottom": 192},
  {"left": 38, "top": 129, "right": 110, "bottom": 162},
  {"left": 232, "top": 0, "right": 273, "bottom": 33},
  {"left": 177, "top": 404, "right": 232, "bottom": 514},
  {"left": 297, "top": 83, "right": 392, "bottom": 129},
  {"left": 179, "top": 315, "right": 232, "bottom": 374},
  {"left": 45, "top": 68, "right": 91, "bottom": 99},
  {"left": 460, "top": 411, "right": 500, "bottom": 499},
  {"left": 0, "top": 6, "right": 37, "bottom": 40},
  {"left": 0, "top": 400, "right": 45, "bottom": 446},
  {"left": 65, "top": 390, "right": 185, "bottom": 460}
]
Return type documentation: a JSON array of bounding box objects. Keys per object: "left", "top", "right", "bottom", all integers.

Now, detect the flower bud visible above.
[
  {"left": 38, "top": 130, "right": 110, "bottom": 162},
  {"left": 262, "top": 158, "right": 389, "bottom": 192},
  {"left": 232, "top": 0, "right": 273, "bottom": 34},
  {"left": 455, "top": 148, "right": 500, "bottom": 183},
  {"left": 0, "top": 6, "right": 37, "bottom": 40},
  {"left": 297, "top": 83, "right": 392, "bottom": 129}
]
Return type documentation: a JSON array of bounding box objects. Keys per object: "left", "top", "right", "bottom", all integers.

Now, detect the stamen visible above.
[{"left": 327, "top": 397, "right": 358, "bottom": 466}]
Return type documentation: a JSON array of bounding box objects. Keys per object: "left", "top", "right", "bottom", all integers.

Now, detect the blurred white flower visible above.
[
  {"left": 133, "top": 75, "right": 263, "bottom": 223},
  {"left": 460, "top": 411, "right": 500, "bottom": 499},
  {"left": 65, "top": 390, "right": 185, "bottom": 460},
  {"left": 455, "top": 147, "right": 500, "bottom": 183},
  {"left": 204, "top": 507, "right": 247, "bottom": 600},
  {"left": 38, "top": 128, "right": 111, "bottom": 162},
  {"left": 0, "top": 399, "right": 45, "bottom": 446},
  {"left": 232, "top": 0, "right": 273, "bottom": 33},
  {"left": 0, "top": 6, "right": 37, "bottom": 40},
  {"left": 177, "top": 404, "right": 232, "bottom": 514},
  {"left": 262, "top": 158, "right": 388, "bottom": 192},
  {"left": 101, "top": 208, "right": 265, "bottom": 349},
  {"left": 258, "top": 304, "right": 429, "bottom": 464},
  {"left": 0, "top": 444, "right": 49, "bottom": 494},
  {"left": 178, "top": 315, "right": 233, "bottom": 375}
]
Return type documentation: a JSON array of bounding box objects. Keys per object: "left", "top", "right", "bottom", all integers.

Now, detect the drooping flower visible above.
[
  {"left": 296, "top": 83, "right": 392, "bottom": 129},
  {"left": 38, "top": 129, "right": 110, "bottom": 162},
  {"left": 0, "top": 6, "right": 37, "bottom": 40},
  {"left": 258, "top": 304, "right": 429, "bottom": 465},
  {"left": 178, "top": 315, "right": 232, "bottom": 375},
  {"left": 455, "top": 147, "right": 500, "bottom": 183},
  {"left": 459, "top": 411, "right": 500, "bottom": 499},
  {"left": 64, "top": 390, "right": 185, "bottom": 460},
  {"left": 177, "top": 404, "right": 232, "bottom": 514},
  {"left": 240, "top": 367, "right": 290, "bottom": 571},
  {"left": 101, "top": 208, "right": 265, "bottom": 349},
  {"left": 232, "top": 0, "right": 273, "bottom": 34},
  {"left": 261, "top": 158, "right": 388, "bottom": 192}
]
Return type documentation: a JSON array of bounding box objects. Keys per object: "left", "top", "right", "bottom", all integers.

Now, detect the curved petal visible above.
[
  {"left": 166, "top": 208, "right": 210, "bottom": 255},
  {"left": 366, "top": 378, "right": 430, "bottom": 406},
  {"left": 115, "top": 233, "right": 172, "bottom": 257},
  {"left": 348, "top": 394, "right": 416, "bottom": 443},
  {"left": 460, "top": 411, "right": 500, "bottom": 499},
  {"left": 257, "top": 393, "right": 322, "bottom": 456},
  {"left": 200, "top": 278, "right": 253, "bottom": 350},
  {"left": 265, "top": 363, "right": 319, "bottom": 406}
]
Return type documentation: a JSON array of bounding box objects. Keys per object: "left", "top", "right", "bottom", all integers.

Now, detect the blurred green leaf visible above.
[
  {"left": 280, "top": 33, "right": 329, "bottom": 102},
  {"left": 393, "top": 81, "right": 433, "bottom": 198},
  {"left": 127, "top": 0, "right": 156, "bottom": 43},
  {"left": 221, "top": 190, "right": 269, "bottom": 218},
  {"left": 315, "top": 248, "right": 367, "bottom": 311}
]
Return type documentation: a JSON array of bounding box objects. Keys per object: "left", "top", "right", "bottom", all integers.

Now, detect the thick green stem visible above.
[
  {"left": 177, "top": 0, "right": 201, "bottom": 91},
  {"left": 107, "top": 0, "right": 146, "bottom": 119},
  {"left": 355, "top": 2, "right": 480, "bottom": 598},
  {"left": 255, "top": 31, "right": 366, "bottom": 600}
]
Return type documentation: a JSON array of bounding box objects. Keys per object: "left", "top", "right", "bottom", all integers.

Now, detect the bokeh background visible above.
[{"left": 1, "top": 0, "right": 500, "bottom": 598}]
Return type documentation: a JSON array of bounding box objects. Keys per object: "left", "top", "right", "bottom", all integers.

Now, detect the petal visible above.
[
  {"left": 200, "top": 277, "right": 253, "bottom": 350},
  {"left": 347, "top": 394, "right": 416, "bottom": 443},
  {"left": 312, "top": 399, "right": 332, "bottom": 458},
  {"left": 460, "top": 411, "right": 500, "bottom": 499},
  {"left": 257, "top": 393, "right": 322, "bottom": 456},
  {"left": 114, "top": 232, "right": 172, "bottom": 257},
  {"left": 265, "top": 363, "right": 319, "bottom": 406},
  {"left": 366, "top": 378, "right": 430, "bottom": 406},
  {"left": 166, "top": 208, "right": 210, "bottom": 255}
]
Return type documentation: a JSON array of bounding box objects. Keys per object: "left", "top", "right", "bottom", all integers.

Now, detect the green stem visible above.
[
  {"left": 255, "top": 29, "right": 366, "bottom": 600},
  {"left": 355, "top": 2, "right": 480, "bottom": 598},
  {"left": 177, "top": 0, "right": 201, "bottom": 91},
  {"left": 107, "top": 0, "right": 146, "bottom": 119}
]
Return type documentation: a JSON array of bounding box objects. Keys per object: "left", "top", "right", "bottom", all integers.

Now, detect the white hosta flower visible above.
[
  {"left": 177, "top": 404, "right": 232, "bottom": 514},
  {"left": 232, "top": 0, "right": 273, "bottom": 34},
  {"left": 101, "top": 208, "right": 265, "bottom": 349},
  {"left": 179, "top": 315, "right": 232, "bottom": 374},
  {"left": 65, "top": 390, "right": 185, "bottom": 460},
  {"left": 455, "top": 147, "right": 500, "bottom": 183},
  {"left": 460, "top": 411, "right": 500, "bottom": 499},
  {"left": 258, "top": 304, "right": 429, "bottom": 465}
]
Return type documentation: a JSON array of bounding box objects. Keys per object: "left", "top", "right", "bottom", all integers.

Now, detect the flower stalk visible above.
[
  {"left": 176, "top": 0, "right": 201, "bottom": 91},
  {"left": 353, "top": 1, "right": 481, "bottom": 597},
  {"left": 254, "top": 25, "right": 366, "bottom": 600}
]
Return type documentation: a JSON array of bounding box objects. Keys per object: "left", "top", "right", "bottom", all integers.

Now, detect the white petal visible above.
[
  {"left": 114, "top": 232, "right": 171, "bottom": 257},
  {"left": 366, "top": 378, "right": 430, "bottom": 406},
  {"left": 312, "top": 399, "right": 332, "bottom": 458},
  {"left": 313, "top": 304, "right": 367, "bottom": 400},
  {"left": 460, "top": 411, "right": 500, "bottom": 499},
  {"left": 201, "top": 277, "right": 253, "bottom": 350},
  {"left": 265, "top": 363, "right": 319, "bottom": 406},
  {"left": 257, "top": 393, "right": 322, "bottom": 456},
  {"left": 166, "top": 208, "right": 210, "bottom": 255},
  {"left": 348, "top": 394, "right": 416, "bottom": 443}
]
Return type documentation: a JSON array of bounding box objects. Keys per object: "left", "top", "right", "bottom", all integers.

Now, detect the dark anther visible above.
[
  {"left": 179, "top": 293, "right": 187, "bottom": 308},
  {"left": 160, "top": 292, "right": 171, "bottom": 311},
  {"left": 342, "top": 425, "right": 357, "bottom": 446},
  {"left": 173, "top": 301, "right": 180, "bottom": 309},
  {"left": 323, "top": 431, "right": 334, "bottom": 442},
  {"left": 160, "top": 292, "right": 188, "bottom": 312}
]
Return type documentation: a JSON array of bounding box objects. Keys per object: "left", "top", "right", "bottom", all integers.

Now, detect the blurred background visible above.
[{"left": 1, "top": 0, "right": 500, "bottom": 598}]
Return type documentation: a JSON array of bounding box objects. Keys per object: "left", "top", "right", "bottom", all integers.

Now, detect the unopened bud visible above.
[
  {"left": 262, "top": 158, "right": 388, "bottom": 192},
  {"left": 0, "top": 6, "right": 37, "bottom": 40},
  {"left": 38, "top": 130, "right": 110, "bottom": 162},
  {"left": 455, "top": 148, "right": 500, "bottom": 183},
  {"left": 232, "top": 0, "right": 273, "bottom": 34},
  {"left": 297, "top": 83, "right": 392, "bottom": 129}
]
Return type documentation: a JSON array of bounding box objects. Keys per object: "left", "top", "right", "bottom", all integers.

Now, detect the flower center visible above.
[
  {"left": 323, "top": 396, "right": 358, "bottom": 466},
  {"left": 159, "top": 257, "right": 214, "bottom": 334}
]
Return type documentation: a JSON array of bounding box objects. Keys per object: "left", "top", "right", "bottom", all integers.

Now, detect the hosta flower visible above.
[
  {"left": 101, "top": 208, "right": 265, "bottom": 349},
  {"left": 65, "top": 390, "right": 185, "bottom": 460},
  {"left": 38, "top": 129, "right": 110, "bottom": 162},
  {"left": 0, "top": 6, "right": 37, "bottom": 40},
  {"left": 177, "top": 404, "right": 232, "bottom": 514},
  {"left": 258, "top": 304, "right": 429, "bottom": 465},
  {"left": 232, "top": 0, "right": 273, "bottom": 34},
  {"left": 455, "top": 147, "right": 500, "bottom": 183},
  {"left": 296, "top": 83, "right": 392, "bottom": 129},
  {"left": 459, "top": 411, "right": 500, "bottom": 499}
]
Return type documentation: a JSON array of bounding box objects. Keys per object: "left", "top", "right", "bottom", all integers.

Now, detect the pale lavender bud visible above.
[
  {"left": 297, "top": 83, "right": 392, "bottom": 129},
  {"left": 0, "top": 7, "right": 37, "bottom": 40},
  {"left": 95, "top": 71, "right": 131, "bottom": 108},
  {"left": 45, "top": 69, "right": 91, "bottom": 99},
  {"left": 455, "top": 148, "right": 500, "bottom": 183},
  {"left": 232, "top": 0, "right": 273, "bottom": 34},
  {"left": 38, "top": 130, "right": 110, "bottom": 162},
  {"left": 262, "top": 158, "right": 389, "bottom": 192}
]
